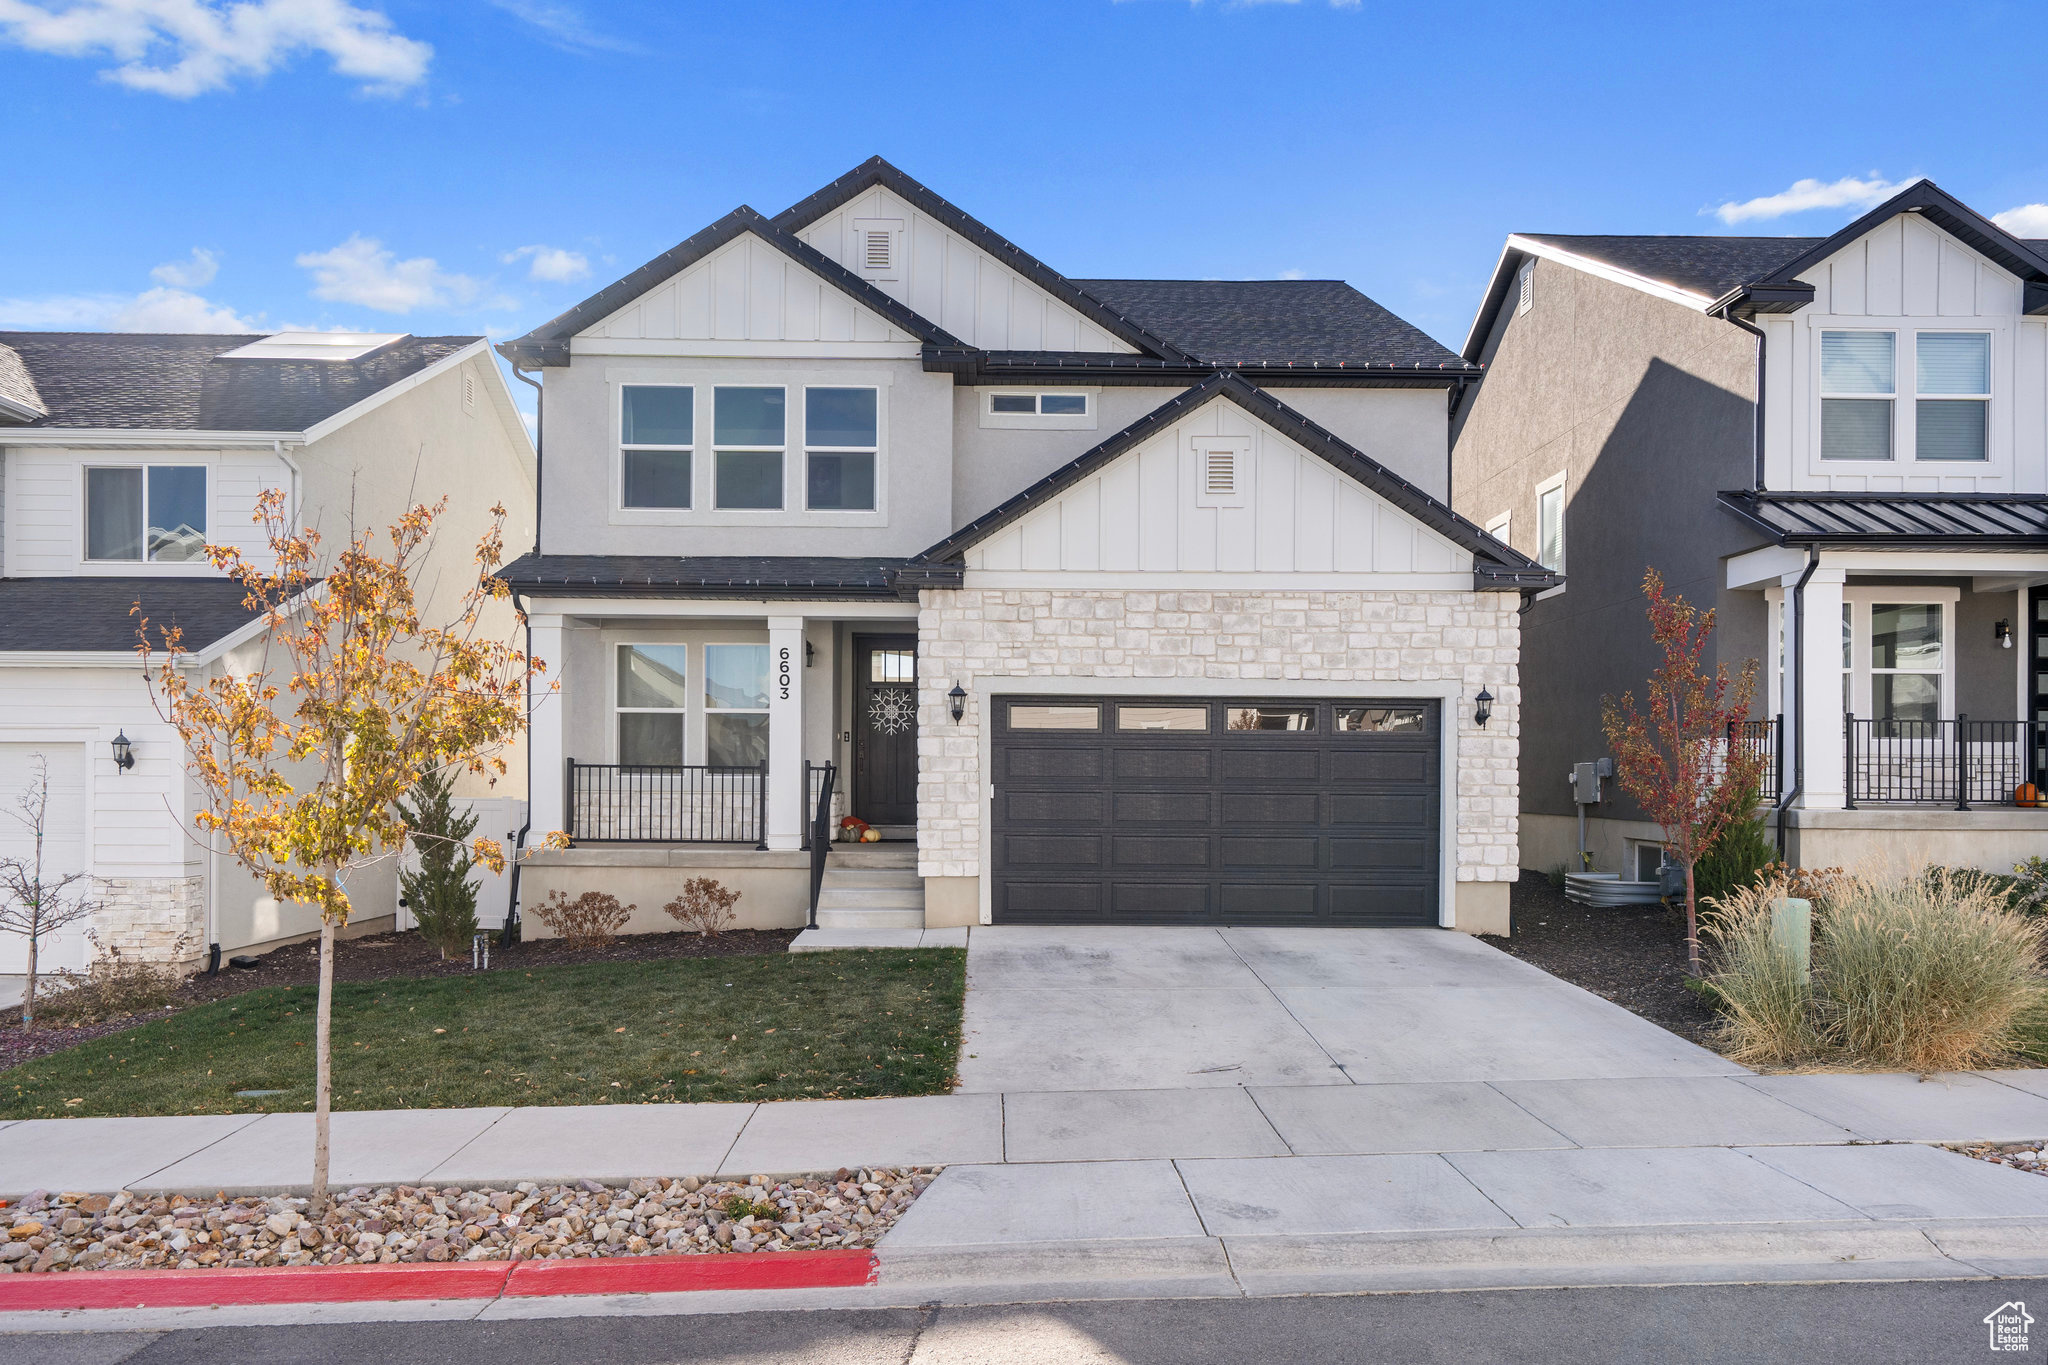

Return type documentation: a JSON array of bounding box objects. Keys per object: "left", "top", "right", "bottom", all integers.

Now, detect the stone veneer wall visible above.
[
  {"left": 92, "top": 876, "right": 207, "bottom": 966},
  {"left": 915, "top": 587, "right": 1522, "bottom": 886}
]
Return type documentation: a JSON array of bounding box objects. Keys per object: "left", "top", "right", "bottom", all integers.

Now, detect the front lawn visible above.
[{"left": 0, "top": 949, "right": 965, "bottom": 1119}]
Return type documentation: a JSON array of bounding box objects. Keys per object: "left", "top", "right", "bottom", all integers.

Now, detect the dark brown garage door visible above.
[{"left": 991, "top": 696, "right": 1440, "bottom": 926}]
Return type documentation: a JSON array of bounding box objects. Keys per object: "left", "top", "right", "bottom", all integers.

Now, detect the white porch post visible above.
[
  {"left": 527, "top": 613, "right": 568, "bottom": 842},
  {"left": 1793, "top": 568, "right": 1847, "bottom": 809},
  {"left": 766, "top": 615, "right": 805, "bottom": 850}
]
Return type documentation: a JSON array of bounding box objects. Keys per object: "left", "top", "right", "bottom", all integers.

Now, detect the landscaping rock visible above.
[{"left": 1954, "top": 1141, "right": 2048, "bottom": 1177}]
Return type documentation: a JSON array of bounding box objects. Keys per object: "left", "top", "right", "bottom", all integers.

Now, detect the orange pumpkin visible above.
[{"left": 2017, "top": 783, "right": 2043, "bottom": 809}]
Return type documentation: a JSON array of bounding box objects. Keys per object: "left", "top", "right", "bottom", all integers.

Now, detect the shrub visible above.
[
  {"left": 397, "top": 768, "right": 481, "bottom": 960},
  {"left": 1702, "top": 879, "right": 1818, "bottom": 1066},
  {"left": 664, "top": 877, "right": 741, "bottom": 937},
  {"left": 2006, "top": 857, "right": 2048, "bottom": 917},
  {"left": 531, "top": 891, "right": 634, "bottom": 950},
  {"left": 1752, "top": 862, "right": 1852, "bottom": 909},
  {"left": 1692, "top": 788, "right": 1776, "bottom": 904},
  {"left": 37, "top": 936, "right": 190, "bottom": 1026}
]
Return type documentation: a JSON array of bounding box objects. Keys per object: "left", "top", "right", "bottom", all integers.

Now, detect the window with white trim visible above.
[
  {"left": 988, "top": 391, "right": 1089, "bottom": 418},
  {"left": 704, "top": 643, "right": 770, "bottom": 766},
  {"left": 1821, "top": 330, "right": 1896, "bottom": 461},
  {"left": 615, "top": 644, "right": 688, "bottom": 766},
  {"left": 713, "top": 387, "right": 785, "bottom": 511},
  {"left": 1536, "top": 478, "right": 1565, "bottom": 574},
  {"left": 86, "top": 465, "right": 207, "bottom": 562},
  {"left": 804, "top": 386, "right": 877, "bottom": 511},
  {"left": 1485, "top": 511, "right": 1511, "bottom": 547},
  {"left": 620, "top": 385, "right": 693, "bottom": 509},
  {"left": 1868, "top": 602, "right": 1944, "bottom": 727},
  {"left": 1915, "top": 332, "right": 1990, "bottom": 462}
]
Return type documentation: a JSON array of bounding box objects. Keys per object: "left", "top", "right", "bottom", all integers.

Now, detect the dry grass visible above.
[{"left": 1701, "top": 882, "right": 1817, "bottom": 1066}]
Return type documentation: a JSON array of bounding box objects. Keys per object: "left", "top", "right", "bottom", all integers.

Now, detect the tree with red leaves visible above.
[{"left": 1601, "top": 569, "right": 1764, "bottom": 975}]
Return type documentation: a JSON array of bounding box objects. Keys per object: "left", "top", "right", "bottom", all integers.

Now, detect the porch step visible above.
[
  {"left": 825, "top": 844, "right": 918, "bottom": 869},
  {"left": 814, "top": 865, "right": 925, "bottom": 930}
]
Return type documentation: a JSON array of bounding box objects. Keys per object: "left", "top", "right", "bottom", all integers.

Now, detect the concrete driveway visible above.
[{"left": 954, "top": 926, "right": 1741, "bottom": 1093}]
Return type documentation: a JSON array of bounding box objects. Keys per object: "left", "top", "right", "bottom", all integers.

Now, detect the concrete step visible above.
[
  {"left": 815, "top": 906, "right": 926, "bottom": 930},
  {"left": 820, "top": 868, "right": 922, "bottom": 889},
  {"left": 825, "top": 844, "right": 917, "bottom": 869},
  {"left": 819, "top": 890, "right": 926, "bottom": 914}
]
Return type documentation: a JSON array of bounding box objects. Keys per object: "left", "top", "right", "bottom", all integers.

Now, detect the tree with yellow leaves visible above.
[{"left": 141, "top": 486, "right": 554, "bottom": 1210}]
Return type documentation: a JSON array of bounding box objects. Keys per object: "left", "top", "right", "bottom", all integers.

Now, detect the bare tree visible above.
[{"left": 0, "top": 755, "right": 99, "bottom": 1028}]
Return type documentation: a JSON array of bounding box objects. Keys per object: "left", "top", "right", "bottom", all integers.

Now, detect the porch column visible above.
[
  {"left": 527, "top": 614, "right": 568, "bottom": 843},
  {"left": 1791, "top": 567, "right": 1847, "bottom": 809},
  {"left": 766, "top": 615, "right": 805, "bottom": 850}
]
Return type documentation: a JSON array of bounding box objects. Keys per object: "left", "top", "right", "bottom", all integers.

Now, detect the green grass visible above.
[{"left": 0, "top": 949, "right": 965, "bottom": 1119}]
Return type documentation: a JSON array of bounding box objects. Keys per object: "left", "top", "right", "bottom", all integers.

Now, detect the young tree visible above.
[
  {"left": 142, "top": 487, "right": 554, "bottom": 1211},
  {"left": 0, "top": 755, "right": 99, "bottom": 1028},
  {"left": 396, "top": 766, "right": 481, "bottom": 960},
  {"left": 1600, "top": 569, "right": 1764, "bottom": 976}
]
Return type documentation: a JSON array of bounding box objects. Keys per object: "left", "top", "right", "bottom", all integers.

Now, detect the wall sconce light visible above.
[
  {"left": 1996, "top": 619, "right": 2014, "bottom": 650},
  {"left": 804, "top": 640, "right": 815, "bottom": 667},
  {"left": 1474, "top": 687, "right": 1494, "bottom": 729},
  {"left": 948, "top": 682, "right": 967, "bottom": 723},
  {"left": 111, "top": 730, "right": 135, "bottom": 771}
]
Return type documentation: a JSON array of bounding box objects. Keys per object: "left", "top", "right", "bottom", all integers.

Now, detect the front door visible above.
[{"left": 853, "top": 634, "right": 918, "bottom": 826}]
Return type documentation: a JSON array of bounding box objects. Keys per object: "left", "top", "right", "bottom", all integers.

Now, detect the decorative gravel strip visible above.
[
  {"left": 0, "top": 1168, "right": 936, "bottom": 1274},
  {"left": 1951, "top": 1141, "right": 2047, "bottom": 1177}
]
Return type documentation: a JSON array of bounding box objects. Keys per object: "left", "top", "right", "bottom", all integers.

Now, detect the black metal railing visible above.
[
  {"left": 804, "top": 760, "right": 837, "bottom": 928},
  {"left": 565, "top": 759, "right": 767, "bottom": 845},
  {"left": 1845, "top": 715, "right": 2048, "bottom": 809},
  {"left": 1728, "top": 718, "right": 1782, "bottom": 803}
]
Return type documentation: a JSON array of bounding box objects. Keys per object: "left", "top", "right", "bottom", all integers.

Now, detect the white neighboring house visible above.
[
  {"left": 498, "top": 158, "right": 1552, "bottom": 939},
  {"left": 0, "top": 330, "right": 535, "bottom": 972}
]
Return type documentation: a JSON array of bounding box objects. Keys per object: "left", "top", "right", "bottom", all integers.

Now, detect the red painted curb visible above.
[{"left": 0, "top": 1249, "right": 880, "bottom": 1312}]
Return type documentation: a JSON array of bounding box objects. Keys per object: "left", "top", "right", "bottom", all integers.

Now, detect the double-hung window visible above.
[
  {"left": 86, "top": 465, "right": 206, "bottom": 562},
  {"left": 704, "top": 644, "right": 770, "bottom": 766},
  {"left": 615, "top": 644, "right": 689, "bottom": 765},
  {"left": 713, "top": 387, "right": 785, "bottom": 510},
  {"left": 620, "top": 386, "right": 693, "bottom": 508},
  {"left": 1820, "top": 331, "right": 1896, "bottom": 461},
  {"left": 1869, "top": 603, "right": 1944, "bottom": 729},
  {"left": 1915, "top": 332, "right": 1990, "bottom": 462},
  {"left": 805, "top": 387, "right": 877, "bottom": 511}
]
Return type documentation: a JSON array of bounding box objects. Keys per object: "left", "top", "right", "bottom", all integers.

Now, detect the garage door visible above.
[
  {"left": 0, "top": 743, "right": 91, "bottom": 972},
  {"left": 991, "top": 696, "right": 1440, "bottom": 926}
]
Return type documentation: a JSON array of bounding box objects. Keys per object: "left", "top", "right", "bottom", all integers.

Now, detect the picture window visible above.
[{"left": 86, "top": 465, "right": 206, "bottom": 563}]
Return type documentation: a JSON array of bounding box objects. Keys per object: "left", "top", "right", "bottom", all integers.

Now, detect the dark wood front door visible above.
[{"left": 853, "top": 635, "right": 918, "bottom": 826}]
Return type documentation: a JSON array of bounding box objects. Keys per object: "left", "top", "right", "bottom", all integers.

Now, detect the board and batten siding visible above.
[
  {"left": 963, "top": 395, "right": 1471, "bottom": 580},
  {"left": 579, "top": 232, "right": 920, "bottom": 353},
  {"left": 1, "top": 447, "right": 287, "bottom": 576},
  {"left": 795, "top": 185, "right": 1140, "bottom": 355},
  {"left": 1762, "top": 213, "right": 2048, "bottom": 494}
]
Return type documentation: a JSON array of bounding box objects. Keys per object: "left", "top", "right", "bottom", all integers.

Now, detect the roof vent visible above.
[
  {"left": 219, "top": 332, "right": 407, "bottom": 362},
  {"left": 852, "top": 219, "right": 901, "bottom": 281},
  {"left": 1204, "top": 448, "right": 1237, "bottom": 496},
  {"left": 1517, "top": 260, "right": 1535, "bottom": 316}
]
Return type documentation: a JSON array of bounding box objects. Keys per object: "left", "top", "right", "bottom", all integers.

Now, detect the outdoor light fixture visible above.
[
  {"left": 948, "top": 682, "right": 967, "bottom": 723},
  {"left": 1474, "top": 687, "right": 1494, "bottom": 729},
  {"left": 110, "top": 731, "right": 135, "bottom": 771},
  {"left": 804, "top": 640, "right": 815, "bottom": 667},
  {"left": 1996, "top": 619, "right": 2014, "bottom": 650}
]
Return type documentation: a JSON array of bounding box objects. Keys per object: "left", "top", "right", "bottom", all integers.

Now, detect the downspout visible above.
[
  {"left": 1775, "top": 545, "right": 1822, "bottom": 857},
  {"left": 502, "top": 365, "right": 543, "bottom": 946},
  {"left": 1718, "top": 310, "right": 1769, "bottom": 492},
  {"left": 272, "top": 438, "right": 303, "bottom": 524}
]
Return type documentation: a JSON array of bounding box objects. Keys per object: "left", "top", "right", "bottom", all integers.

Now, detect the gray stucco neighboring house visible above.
[{"left": 1452, "top": 178, "right": 2048, "bottom": 879}]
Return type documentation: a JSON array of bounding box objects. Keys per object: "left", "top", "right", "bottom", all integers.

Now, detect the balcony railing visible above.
[
  {"left": 566, "top": 759, "right": 766, "bottom": 845},
  {"left": 1728, "top": 718, "right": 1782, "bottom": 803},
  {"left": 1845, "top": 716, "right": 2048, "bottom": 809}
]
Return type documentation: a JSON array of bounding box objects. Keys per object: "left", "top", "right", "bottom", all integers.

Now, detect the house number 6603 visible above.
[{"left": 777, "top": 647, "right": 792, "bottom": 701}]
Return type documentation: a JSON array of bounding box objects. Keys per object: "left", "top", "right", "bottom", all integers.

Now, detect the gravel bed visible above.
[
  {"left": 0, "top": 1168, "right": 935, "bottom": 1274},
  {"left": 1951, "top": 1142, "right": 2048, "bottom": 1178}
]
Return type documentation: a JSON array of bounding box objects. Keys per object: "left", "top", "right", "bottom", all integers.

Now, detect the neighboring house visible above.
[
  {"left": 0, "top": 330, "right": 535, "bottom": 972},
  {"left": 498, "top": 157, "right": 1552, "bottom": 938},
  {"left": 1453, "top": 179, "right": 2048, "bottom": 878}
]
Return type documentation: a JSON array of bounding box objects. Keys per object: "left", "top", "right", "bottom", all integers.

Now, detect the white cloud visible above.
[
  {"left": 1276, "top": 268, "right": 1306, "bottom": 280},
  {"left": 1710, "top": 175, "right": 1915, "bottom": 225},
  {"left": 502, "top": 243, "right": 590, "bottom": 283},
  {"left": 1993, "top": 204, "right": 2048, "bottom": 237},
  {"left": 0, "top": 0, "right": 432, "bottom": 98},
  {"left": 149, "top": 245, "right": 218, "bottom": 287},
  {"left": 296, "top": 234, "right": 476, "bottom": 313},
  {"left": 0, "top": 284, "right": 255, "bottom": 331},
  {"left": 485, "top": 0, "right": 638, "bottom": 53}
]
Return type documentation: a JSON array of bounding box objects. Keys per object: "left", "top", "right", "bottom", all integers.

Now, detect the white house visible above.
[
  {"left": 498, "top": 158, "right": 1551, "bottom": 937},
  {"left": 0, "top": 330, "right": 535, "bottom": 971}
]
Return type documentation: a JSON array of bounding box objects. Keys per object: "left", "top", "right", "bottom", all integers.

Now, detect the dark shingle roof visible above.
[
  {"left": 1072, "top": 279, "right": 1465, "bottom": 369},
  {"left": 0, "top": 333, "right": 477, "bottom": 431},
  {"left": 1514, "top": 236, "right": 1824, "bottom": 301},
  {"left": 499, "top": 555, "right": 955, "bottom": 600},
  {"left": 1719, "top": 491, "right": 2048, "bottom": 545},
  {"left": 0, "top": 577, "right": 262, "bottom": 653}
]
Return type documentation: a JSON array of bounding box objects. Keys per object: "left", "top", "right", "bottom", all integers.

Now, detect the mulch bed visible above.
[
  {"left": 1482, "top": 872, "right": 1719, "bottom": 1047},
  {"left": 0, "top": 926, "right": 799, "bottom": 1073}
]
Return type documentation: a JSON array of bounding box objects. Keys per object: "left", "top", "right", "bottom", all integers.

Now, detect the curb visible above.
[{"left": 0, "top": 1249, "right": 879, "bottom": 1313}]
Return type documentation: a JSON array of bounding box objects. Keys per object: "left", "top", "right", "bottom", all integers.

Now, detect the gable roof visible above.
[
  {"left": 496, "top": 205, "right": 965, "bottom": 368},
  {"left": 914, "top": 371, "right": 1554, "bottom": 591},
  {"left": 1072, "top": 279, "right": 1471, "bottom": 370},
  {"left": 0, "top": 332, "right": 477, "bottom": 432},
  {"left": 0, "top": 576, "right": 263, "bottom": 653},
  {"left": 772, "top": 156, "right": 1193, "bottom": 364}
]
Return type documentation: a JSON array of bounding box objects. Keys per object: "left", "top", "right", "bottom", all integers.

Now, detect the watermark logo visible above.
[{"left": 1986, "top": 1301, "right": 2034, "bottom": 1352}]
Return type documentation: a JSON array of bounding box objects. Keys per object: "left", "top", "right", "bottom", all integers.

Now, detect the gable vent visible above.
[
  {"left": 864, "top": 230, "right": 892, "bottom": 271},
  {"left": 853, "top": 218, "right": 902, "bottom": 280},
  {"left": 1517, "top": 259, "right": 1535, "bottom": 315},
  {"left": 1204, "top": 448, "right": 1238, "bottom": 496}
]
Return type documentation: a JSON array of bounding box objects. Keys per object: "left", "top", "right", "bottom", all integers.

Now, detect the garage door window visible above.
[
  {"left": 1227, "top": 706, "right": 1316, "bottom": 731},
  {"left": 1008, "top": 703, "right": 1098, "bottom": 730},
  {"left": 1117, "top": 705, "right": 1207, "bottom": 732},
  {"left": 1336, "top": 706, "right": 1428, "bottom": 733}
]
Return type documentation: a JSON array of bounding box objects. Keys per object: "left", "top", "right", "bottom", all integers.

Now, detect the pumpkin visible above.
[
  {"left": 2017, "top": 782, "right": 2043, "bottom": 809},
  {"left": 861, "top": 827, "right": 881, "bottom": 843}
]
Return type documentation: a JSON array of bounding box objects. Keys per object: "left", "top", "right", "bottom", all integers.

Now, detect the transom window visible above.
[
  {"left": 805, "top": 387, "right": 878, "bottom": 512},
  {"left": 615, "top": 644, "right": 689, "bottom": 765},
  {"left": 1336, "top": 706, "right": 1427, "bottom": 733},
  {"left": 713, "top": 387, "right": 785, "bottom": 510},
  {"left": 86, "top": 465, "right": 206, "bottom": 563},
  {"left": 1008, "top": 703, "right": 1098, "bottom": 731},
  {"left": 704, "top": 644, "right": 771, "bottom": 766},
  {"left": 620, "top": 385, "right": 693, "bottom": 509},
  {"left": 988, "top": 392, "right": 1088, "bottom": 417},
  {"left": 1118, "top": 705, "right": 1207, "bottom": 732},
  {"left": 1227, "top": 706, "right": 1316, "bottom": 731}
]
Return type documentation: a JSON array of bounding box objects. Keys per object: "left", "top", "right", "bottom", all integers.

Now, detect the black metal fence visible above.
[
  {"left": 804, "top": 760, "right": 838, "bottom": 927},
  {"left": 1728, "top": 719, "right": 1781, "bottom": 803},
  {"left": 1845, "top": 715, "right": 2048, "bottom": 809},
  {"left": 565, "top": 759, "right": 766, "bottom": 844}
]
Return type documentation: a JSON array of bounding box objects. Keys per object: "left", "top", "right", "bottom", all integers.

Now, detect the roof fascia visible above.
[
  {"left": 0, "top": 428, "right": 300, "bottom": 448},
  {"left": 771, "top": 157, "right": 1194, "bottom": 364},
  {"left": 0, "top": 393, "right": 43, "bottom": 423},
  {"left": 1460, "top": 240, "right": 1529, "bottom": 360},
  {"left": 1750, "top": 179, "right": 2048, "bottom": 293},
  {"left": 929, "top": 349, "right": 1475, "bottom": 387},
  {"left": 1505, "top": 234, "right": 1717, "bottom": 311}
]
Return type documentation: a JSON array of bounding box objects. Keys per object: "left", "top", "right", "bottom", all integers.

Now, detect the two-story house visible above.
[
  {"left": 1453, "top": 179, "right": 2048, "bottom": 879},
  {"left": 498, "top": 158, "right": 1552, "bottom": 940},
  {"left": 0, "top": 330, "right": 535, "bottom": 975}
]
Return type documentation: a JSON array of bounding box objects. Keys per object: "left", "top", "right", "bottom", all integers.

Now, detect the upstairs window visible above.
[
  {"left": 988, "top": 392, "right": 1089, "bottom": 417},
  {"left": 86, "top": 465, "right": 206, "bottom": 563},
  {"left": 620, "top": 385, "right": 693, "bottom": 508},
  {"left": 1821, "top": 331, "right": 1895, "bottom": 461},
  {"left": 1537, "top": 479, "right": 1565, "bottom": 574},
  {"left": 713, "top": 387, "right": 785, "bottom": 510},
  {"left": 1915, "top": 332, "right": 1990, "bottom": 462},
  {"left": 805, "top": 386, "right": 878, "bottom": 511}
]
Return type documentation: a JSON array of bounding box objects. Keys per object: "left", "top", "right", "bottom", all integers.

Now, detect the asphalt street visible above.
[{"left": 3, "top": 1278, "right": 2040, "bottom": 1364}]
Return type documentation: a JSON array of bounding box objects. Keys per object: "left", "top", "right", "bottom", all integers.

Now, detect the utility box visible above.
[{"left": 1570, "top": 757, "right": 1616, "bottom": 805}]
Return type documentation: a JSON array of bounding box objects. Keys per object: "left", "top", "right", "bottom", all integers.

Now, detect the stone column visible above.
[
  {"left": 1792, "top": 567, "right": 1847, "bottom": 809},
  {"left": 766, "top": 615, "right": 805, "bottom": 850}
]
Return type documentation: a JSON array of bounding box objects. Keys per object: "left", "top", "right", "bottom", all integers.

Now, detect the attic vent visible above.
[
  {"left": 852, "top": 218, "right": 902, "bottom": 281},
  {"left": 864, "top": 231, "right": 892, "bottom": 271},
  {"left": 461, "top": 370, "right": 477, "bottom": 414},
  {"left": 1204, "top": 449, "right": 1238, "bottom": 496},
  {"left": 1517, "top": 259, "right": 1535, "bottom": 316}
]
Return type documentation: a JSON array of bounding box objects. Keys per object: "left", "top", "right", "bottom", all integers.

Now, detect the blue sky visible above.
[{"left": 4, "top": 0, "right": 2045, "bottom": 425}]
